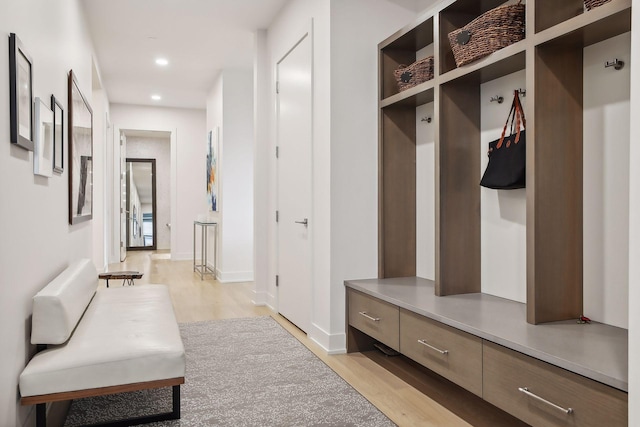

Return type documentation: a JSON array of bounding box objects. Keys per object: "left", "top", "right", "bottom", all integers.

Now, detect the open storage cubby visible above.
[
  {"left": 378, "top": 0, "right": 632, "bottom": 324},
  {"left": 380, "top": 16, "right": 434, "bottom": 101},
  {"left": 438, "top": 0, "right": 520, "bottom": 75}
]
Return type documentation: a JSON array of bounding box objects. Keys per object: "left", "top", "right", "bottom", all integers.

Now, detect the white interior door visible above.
[
  {"left": 120, "top": 132, "right": 127, "bottom": 262},
  {"left": 277, "top": 32, "right": 312, "bottom": 333}
]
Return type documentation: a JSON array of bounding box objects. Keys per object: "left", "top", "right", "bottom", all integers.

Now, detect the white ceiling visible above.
[
  {"left": 81, "top": 0, "right": 434, "bottom": 110},
  {"left": 81, "top": 0, "right": 289, "bottom": 109}
]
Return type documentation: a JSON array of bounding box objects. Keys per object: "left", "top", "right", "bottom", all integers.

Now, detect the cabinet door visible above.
[
  {"left": 483, "top": 341, "right": 627, "bottom": 427},
  {"left": 400, "top": 309, "right": 482, "bottom": 396},
  {"left": 348, "top": 290, "right": 399, "bottom": 351}
]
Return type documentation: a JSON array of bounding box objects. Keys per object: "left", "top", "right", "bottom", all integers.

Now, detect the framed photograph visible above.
[
  {"left": 51, "top": 95, "right": 64, "bottom": 173},
  {"left": 68, "top": 70, "right": 93, "bottom": 224},
  {"left": 9, "top": 33, "right": 34, "bottom": 151},
  {"left": 33, "top": 97, "right": 54, "bottom": 177}
]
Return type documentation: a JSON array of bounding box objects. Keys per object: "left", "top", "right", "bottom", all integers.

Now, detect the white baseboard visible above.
[
  {"left": 171, "top": 252, "right": 192, "bottom": 261},
  {"left": 267, "top": 292, "right": 277, "bottom": 311},
  {"left": 251, "top": 289, "right": 268, "bottom": 306},
  {"left": 309, "top": 322, "right": 346, "bottom": 354},
  {"left": 211, "top": 265, "right": 254, "bottom": 283}
]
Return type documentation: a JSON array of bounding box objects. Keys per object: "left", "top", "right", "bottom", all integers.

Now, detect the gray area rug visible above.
[{"left": 64, "top": 316, "right": 395, "bottom": 426}]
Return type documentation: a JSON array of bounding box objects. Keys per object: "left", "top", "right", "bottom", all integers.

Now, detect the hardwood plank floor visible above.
[{"left": 106, "top": 251, "right": 524, "bottom": 427}]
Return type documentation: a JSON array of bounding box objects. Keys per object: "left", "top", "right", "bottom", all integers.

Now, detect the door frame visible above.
[{"left": 275, "top": 20, "right": 315, "bottom": 329}]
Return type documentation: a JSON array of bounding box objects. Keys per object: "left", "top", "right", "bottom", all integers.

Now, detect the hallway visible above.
[{"left": 105, "top": 251, "right": 519, "bottom": 427}]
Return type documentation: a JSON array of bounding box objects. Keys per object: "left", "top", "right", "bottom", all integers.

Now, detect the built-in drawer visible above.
[
  {"left": 348, "top": 289, "right": 399, "bottom": 351},
  {"left": 399, "top": 309, "right": 483, "bottom": 396},
  {"left": 483, "top": 341, "right": 627, "bottom": 427}
]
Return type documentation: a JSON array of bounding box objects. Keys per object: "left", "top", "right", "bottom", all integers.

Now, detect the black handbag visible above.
[{"left": 480, "top": 90, "right": 526, "bottom": 189}]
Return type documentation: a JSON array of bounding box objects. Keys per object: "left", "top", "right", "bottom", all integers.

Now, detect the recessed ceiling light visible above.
[
  {"left": 151, "top": 94, "right": 162, "bottom": 101},
  {"left": 155, "top": 58, "right": 169, "bottom": 66}
]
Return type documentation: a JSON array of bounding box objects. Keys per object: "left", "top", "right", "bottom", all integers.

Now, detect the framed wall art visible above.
[
  {"left": 206, "top": 127, "right": 219, "bottom": 212},
  {"left": 33, "top": 97, "right": 54, "bottom": 177},
  {"left": 51, "top": 95, "right": 64, "bottom": 173},
  {"left": 9, "top": 33, "right": 34, "bottom": 151},
  {"left": 68, "top": 70, "right": 93, "bottom": 224}
]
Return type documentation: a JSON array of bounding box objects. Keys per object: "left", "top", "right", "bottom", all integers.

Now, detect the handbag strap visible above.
[{"left": 496, "top": 90, "right": 525, "bottom": 149}]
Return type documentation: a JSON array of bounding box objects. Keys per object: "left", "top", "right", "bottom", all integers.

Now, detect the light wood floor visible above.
[{"left": 107, "top": 251, "right": 519, "bottom": 427}]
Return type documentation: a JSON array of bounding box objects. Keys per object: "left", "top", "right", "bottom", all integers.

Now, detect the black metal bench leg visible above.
[
  {"left": 36, "top": 403, "right": 46, "bottom": 427},
  {"left": 172, "top": 385, "right": 180, "bottom": 419}
]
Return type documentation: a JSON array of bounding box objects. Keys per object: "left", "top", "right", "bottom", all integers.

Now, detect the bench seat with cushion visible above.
[{"left": 19, "top": 259, "right": 185, "bottom": 427}]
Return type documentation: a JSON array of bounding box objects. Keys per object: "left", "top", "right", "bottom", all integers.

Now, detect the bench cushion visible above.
[
  {"left": 20, "top": 285, "right": 185, "bottom": 397},
  {"left": 31, "top": 259, "right": 98, "bottom": 345}
]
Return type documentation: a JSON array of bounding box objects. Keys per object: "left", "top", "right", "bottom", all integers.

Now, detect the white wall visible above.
[
  {"left": 259, "top": 0, "right": 419, "bottom": 351},
  {"left": 0, "top": 0, "right": 102, "bottom": 425},
  {"left": 125, "top": 135, "right": 172, "bottom": 250},
  {"left": 416, "top": 45, "right": 436, "bottom": 281},
  {"left": 479, "top": 70, "right": 527, "bottom": 303},
  {"left": 628, "top": 4, "right": 640, "bottom": 425},
  {"left": 583, "top": 32, "right": 630, "bottom": 329},
  {"left": 205, "top": 70, "right": 255, "bottom": 282},
  {"left": 328, "top": 0, "right": 421, "bottom": 349},
  {"left": 253, "top": 29, "right": 271, "bottom": 304},
  {"left": 416, "top": 101, "right": 435, "bottom": 280},
  {"left": 109, "top": 104, "right": 207, "bottom": 260},
  {"left": 91, "top": 81, "right": 110, "bottom": 270}
]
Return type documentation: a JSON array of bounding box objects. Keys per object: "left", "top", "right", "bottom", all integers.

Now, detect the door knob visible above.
[{"left": 295, "top": 218, "right": 308, "bottom": 226}]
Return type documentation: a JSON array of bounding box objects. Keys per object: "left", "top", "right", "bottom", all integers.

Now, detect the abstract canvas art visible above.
[{"left": 206, "top": 127, "right": 219, "bottom": 212}]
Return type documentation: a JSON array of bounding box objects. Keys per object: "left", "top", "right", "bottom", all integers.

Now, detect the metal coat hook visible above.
[
  {"left": 421, "top": 116, "right": 432, "bottom": 123},
  {"left": 605, "top": 58, "right": 624, "bottom": 70},
  {"left": 517, "top": 88, "right": 526, "bottom": 97},
  {"left": 490, "top": 95, "right": 504, "bottom": 104}
]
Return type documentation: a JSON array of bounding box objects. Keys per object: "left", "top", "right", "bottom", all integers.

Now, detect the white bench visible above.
[{"left": 19, "top": 259, "right": 186, "bottom": 427}]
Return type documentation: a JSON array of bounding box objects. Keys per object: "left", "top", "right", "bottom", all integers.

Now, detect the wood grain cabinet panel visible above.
[
  {"left": 399, "top": 309, "right": 483, "bottom": 396},
  {"left": 347, "top": 290, "right": 399, "bottom": 351},
  {"left": 483, "top": 342, "right": 627, "bottom": 427}
]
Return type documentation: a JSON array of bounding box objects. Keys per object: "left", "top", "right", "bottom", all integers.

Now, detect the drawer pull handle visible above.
[
  {"left": 358, "top": 311, "right": 380, "bottom": 322},
  {"left": 518, "top": 387, "right": 574, "bottom": 415},
  {"left": 417, "top": 339, "right": 448, "bottom": 355}
]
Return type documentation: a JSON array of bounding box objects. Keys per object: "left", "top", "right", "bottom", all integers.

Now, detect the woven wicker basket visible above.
[
  {"left": 393, "top": 56, "right": 434, "bottom": 92},
  {"left": 447, "top": 3, "right": 525, "bottom": 68},
  {"left": 584, "top": 0, "right": 612, "bottom": 10}
]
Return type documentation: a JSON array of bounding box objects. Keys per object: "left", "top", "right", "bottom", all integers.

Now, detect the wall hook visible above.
[
  {"left": 605, "top": 58, "right": 624, "bottom": 70},
  {"left": 490, "top": 95, "right": 504, "bottom": 104},
  {"left": 516, "top": 88, "right": 526, "bottom": 97},
  {"left": 421, "top": 116, "right": 432, "bottom": 123}
]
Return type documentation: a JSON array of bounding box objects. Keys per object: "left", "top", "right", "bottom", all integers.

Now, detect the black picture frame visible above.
[
  {"left": 68, "top": 70, "right": 93, "bottom": 225},
  {"left": 9, "top": 33, "right": 34, "bottom": 151},
  {"left": 51, "top": 95, "right": 64, "bottom": 173}
]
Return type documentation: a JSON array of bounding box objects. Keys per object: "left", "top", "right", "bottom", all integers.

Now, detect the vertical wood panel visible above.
[
  {"left": 529, "top": 41, "right": 583, "bottom": 323},
  {"left": 380, "top": 107, "right": 416, "bottom": 278},
  {"left": 437, "top": 80, "right": 481, "bottom": 295}
]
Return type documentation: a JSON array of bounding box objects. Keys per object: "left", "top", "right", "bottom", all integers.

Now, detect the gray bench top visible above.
[{"left": 345, "top": 277, "right": 628, "bottom": 392}]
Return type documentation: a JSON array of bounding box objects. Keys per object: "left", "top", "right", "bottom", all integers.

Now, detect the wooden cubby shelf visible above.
[
  {"left": 362, "top": 1, "right": 632, "bottom": 424},
  {"left": 376, "top": 0, "right": 633, "bottom": 324},
  {"left": 534, "top": 0, "right": 631, "bottom": 47},
  {"left": 438, "top": 41, "right": 526, "bottom": 85},
  {"left": 380, "top": 82, "right": 435, "bottom": 108}
]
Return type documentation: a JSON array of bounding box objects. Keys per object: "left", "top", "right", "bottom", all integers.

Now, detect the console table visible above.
[{"left": 193, "top": 221, "right": 217, "bottom": 280}]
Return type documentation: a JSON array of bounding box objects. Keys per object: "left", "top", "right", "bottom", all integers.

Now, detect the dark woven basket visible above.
[
  {"left": 393, "top": 56, "right": 434, "bottom": 92},
  {"left": 448, "top": 3, "right": 525, "bottom": 68},
  {"left": 584, "top": 0, "right": 613, "bottom": 10}
]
